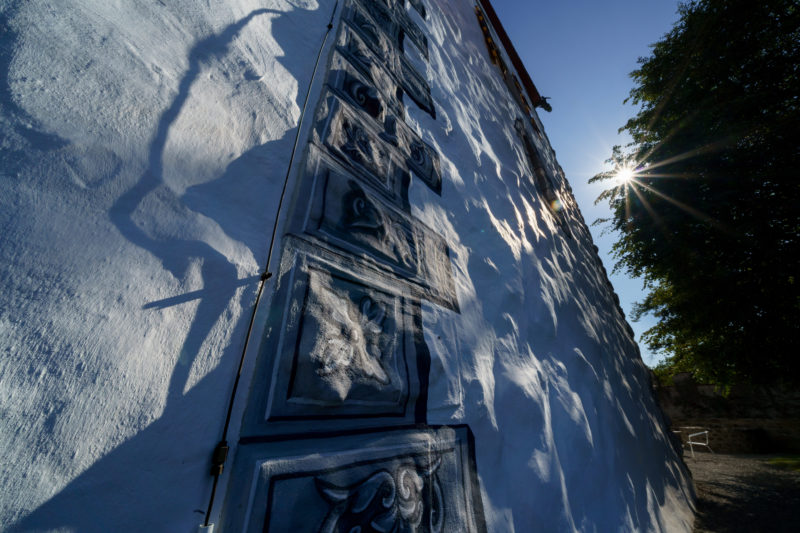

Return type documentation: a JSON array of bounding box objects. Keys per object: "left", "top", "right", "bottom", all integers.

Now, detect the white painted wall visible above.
[{"left": 1, "top": 1, "right": 331, "bottom": 530}]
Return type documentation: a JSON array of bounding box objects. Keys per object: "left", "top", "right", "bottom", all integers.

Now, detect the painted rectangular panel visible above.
[
  {"left": 397, "top": 52, "right": 436, "bottom": 118},
  {"left": 313, "top": 85, "right": 441, "bottom": 199},
  {"left": 221, "top": 427, "right": 485, "bottom": 533},
  {"left": 344, "top": 0, "right": 402, "bottom": 68},
  {"left": 255, "top": 245, "right": 409, "bottom": 419},
  {"left": 395, "top": 4, "right": 429, "bottom": 60},
  {"left": 337, "top": 12, "right": 435, "bottom": 118},
  {"left": 408, "top": 0, "right": 428, "bottom": 19},
  {"left": 333, "top": 25, "right": 403, "bottom": 116},
  {"left": 312, "top": 149, "right": 419, "bottom": 275},
  {"left": 400, "top": 123, "right": 442, "bottom": 194},
  {"left": 285, "top": 265, "right": 406, "bottom": 409},
  {"left": 240, "top": 238, "right": 429, "bottom": 436},
  {"left": 356, "top": 0, "right": 429, "bottom": 60},
  {"left": 311, "top": 89, "right": 405, "bottom": 202},
  {"left": 327, "top": 51, "right": 404, "bottom": 134},
  {"left": 291, "top": 143, "right": 457, "bottom": 310},
  {"left": 335, "top": 21, "right": 404, "bottom": 107},
  {"left": 322, "top": 66, "right": 442, "bottom": 194}
]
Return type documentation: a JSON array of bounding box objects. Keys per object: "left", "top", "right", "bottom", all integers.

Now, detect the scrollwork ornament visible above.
[
  {"left": 342, "top": 33, "right": 375, "bottom": 73},
  {"left": 340, "top": 119, "right": 374, "bottom": 166},
  {"left": 343, "top": 74, "right": 384, "bottom": 120},
  {"left": 359, "top": 0, "right": 395, "bottom": 38},
  {"left": 409, "top": 140, "right": 430, "bottom": 172},
  {"left": 341, "top": 180, "right": 417, "bottom": 270},
  {"left": 351, "top": 10, "right": 385, "bottom": 55},
  {"left": 316, "top": 458, "right": 444, "bottom": 533}
]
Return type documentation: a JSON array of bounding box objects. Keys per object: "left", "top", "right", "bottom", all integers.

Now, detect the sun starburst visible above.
[{"left": 616, "top": 166, "right": 635, "bottom": 184}]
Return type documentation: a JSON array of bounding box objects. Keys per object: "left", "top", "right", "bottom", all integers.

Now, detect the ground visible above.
[{"left": 686, "top": 453, "right": 800, "bottom": 532}]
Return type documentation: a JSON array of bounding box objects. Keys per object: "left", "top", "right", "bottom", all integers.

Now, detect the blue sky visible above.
[{"left": 488, "top": 0, "right": 684, "bottom": 366}]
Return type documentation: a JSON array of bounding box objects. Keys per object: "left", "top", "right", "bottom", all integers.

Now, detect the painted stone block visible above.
[
  {"left": 314, "top": 87, "right": 441, "bottom": 195},
  {"left": 312, "top": 90, "right": 405, "bottom": 201},
  {"left": 404, "top": 132, "right": 442, "bottom": 194},
  {"left": 408, "top": 0, "right": 428, "bottom": 19},
  {"left": 337, "top": 12, "right": 435, "bottom": 118},
  {"left": 291, "top": 144, "right": 457, "bottom": 309},
  {"left": 514, "top": 118, "right": 572, "bottom": 237},
  {"left": 328, "top": 51, "right": 404, "bottom": 133},
  {"left": 240, "top": 239, "right": 428, "bottom": 436},
  {"left": 356, "top": 0, "right": 429, "bottom": 60},
  {"left": 221, "top": 427, "right": 485, "bottom": 533}
]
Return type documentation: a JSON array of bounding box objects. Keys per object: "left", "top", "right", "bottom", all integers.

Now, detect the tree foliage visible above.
[{"left": 592, "top": 0, "right": 800, "bottom": 386}]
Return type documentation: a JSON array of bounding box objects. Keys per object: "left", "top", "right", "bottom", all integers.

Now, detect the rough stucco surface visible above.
[{"left": 407, "top": 2, "right": 693, "bottom": 530}]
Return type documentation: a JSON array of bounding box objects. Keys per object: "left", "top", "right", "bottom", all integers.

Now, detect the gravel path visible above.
[{"left": 686, "top": 453, "right": 800, "bottom": 532}]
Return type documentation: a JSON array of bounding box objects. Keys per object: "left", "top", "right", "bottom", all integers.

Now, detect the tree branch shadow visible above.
[
  {"left": 9, "top": 4, "right": 324, "bottom": 531},
  {"left": 108, "top": 7, "right": 283, "bottom": 405}
]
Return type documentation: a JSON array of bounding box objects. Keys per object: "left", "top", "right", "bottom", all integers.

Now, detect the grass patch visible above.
[{"left": 767, "top": 455, "right": 800, "bottom": 472}]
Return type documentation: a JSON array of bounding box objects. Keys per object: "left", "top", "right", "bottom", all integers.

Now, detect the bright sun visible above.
[{"left": 616, "top": 166, "right": 634, "bottom": 184}]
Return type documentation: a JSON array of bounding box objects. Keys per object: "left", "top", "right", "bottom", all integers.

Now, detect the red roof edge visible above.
[{"left": 476, "top": 0, "right": 544, "bottom": 107}]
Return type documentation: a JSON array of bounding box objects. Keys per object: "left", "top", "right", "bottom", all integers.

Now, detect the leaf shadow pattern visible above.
[
  {"left": 9, "top": 4, "right": 330, "bottom": 532},
  {"left": 406, "top": 1, "right": 696, "bottom": 529}
]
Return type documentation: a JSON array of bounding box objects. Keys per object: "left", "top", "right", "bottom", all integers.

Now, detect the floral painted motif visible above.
[{"left": 310, "top": 281, "right": 391, "bottom": 399}]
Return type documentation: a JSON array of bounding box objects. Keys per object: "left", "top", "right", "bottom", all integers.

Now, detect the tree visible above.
[{"left": 592, "top": 0, "right": 800, "bottom": 386}]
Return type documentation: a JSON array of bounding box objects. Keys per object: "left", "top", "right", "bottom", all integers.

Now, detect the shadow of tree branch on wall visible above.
[
  {"left": 108, "top": 7, "right": 283, "bottom": 405},
  {"left": 9, "top": 3, "right": 329, "bottom": 531}
]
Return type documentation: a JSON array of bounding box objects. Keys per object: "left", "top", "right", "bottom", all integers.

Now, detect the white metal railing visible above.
[{"left": 674, "top": 427, "right": 714, "bottom": 458}]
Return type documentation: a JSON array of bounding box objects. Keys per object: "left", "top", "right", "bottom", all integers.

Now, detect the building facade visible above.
[{"left": 0, "top": 0, "right": 694, "bottom": 531}]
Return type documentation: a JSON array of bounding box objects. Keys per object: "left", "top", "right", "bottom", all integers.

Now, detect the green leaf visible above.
[{"left": 590, "top": 0, "right": 800, "bottom": 387}]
